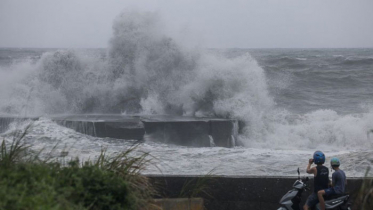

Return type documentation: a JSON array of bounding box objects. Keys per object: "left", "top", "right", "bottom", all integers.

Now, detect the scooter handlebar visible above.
[{"left": 302, "top": 177, "right": 310, "bottom": 182}]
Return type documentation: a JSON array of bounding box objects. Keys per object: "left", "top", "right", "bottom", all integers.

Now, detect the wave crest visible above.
[{"left": 1, "top": 10, "right": 373, "bottom": 151}]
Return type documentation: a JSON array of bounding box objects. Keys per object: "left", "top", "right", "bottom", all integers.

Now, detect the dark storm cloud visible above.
[{"left": 0, "top": 0, "right": 372, "bottom": 48}]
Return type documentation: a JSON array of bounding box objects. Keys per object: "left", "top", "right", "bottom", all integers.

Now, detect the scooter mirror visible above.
[{"left": 297, "top": 168, "right": 300, "bottom": 180}]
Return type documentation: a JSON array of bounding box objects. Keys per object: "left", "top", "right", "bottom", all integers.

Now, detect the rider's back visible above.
[
  {"left": 332, "top": 169, "right": 346, "bottom": 194},
  {"left": 314, "top": 165, "right": 329, "bottom": 193}
]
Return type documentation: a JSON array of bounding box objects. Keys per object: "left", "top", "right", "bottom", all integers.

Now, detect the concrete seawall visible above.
[
  {"left": 148, "top": 175, "right": 369, "bottom": 210},
  {"left": 0, "top": 115, "right": 238, "bottom": 148}
]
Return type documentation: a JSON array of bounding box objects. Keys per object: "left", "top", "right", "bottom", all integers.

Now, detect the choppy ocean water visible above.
[
  {"left": 1, "top": 47, "right": 372, "bottom": 177},
  {"left": 0, "top": 13, "right": 372, "bottom": 177}
]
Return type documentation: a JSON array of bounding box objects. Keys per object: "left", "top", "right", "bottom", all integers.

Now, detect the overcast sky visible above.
[{"left": 0, "top": 0, "right": 372, "bottom": 48}]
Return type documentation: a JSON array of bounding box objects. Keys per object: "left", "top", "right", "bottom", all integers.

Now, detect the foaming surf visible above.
[
  {"left": 0, "top": 10, "right": 372, "bottom": 176},
  {"left": 2, "top": 118, "right": 372, "bottom": 177}
]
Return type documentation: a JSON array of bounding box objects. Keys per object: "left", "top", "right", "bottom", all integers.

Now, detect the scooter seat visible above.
[
  {"left": 316, "top": 194, "right": 349, "bottom": 210},
  {"left": 324, "top": 193, "right": 347, "bottom": 200}
]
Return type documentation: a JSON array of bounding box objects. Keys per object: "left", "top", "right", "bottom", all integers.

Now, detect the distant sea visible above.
[{"left": 0, "top": 48, "right": 372, "bottom": 177}]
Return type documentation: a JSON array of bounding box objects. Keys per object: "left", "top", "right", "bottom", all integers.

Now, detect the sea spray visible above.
[
  {"left": 0, "top": 10, "right": 373, "bottom": 153},
  {"left": 0, "top": 10, "right": 275, "bottom": 141}
]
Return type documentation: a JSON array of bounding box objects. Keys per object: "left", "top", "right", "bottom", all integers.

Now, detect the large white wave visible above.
[{"left": 1, "top": 10, "right": 373, "bottom": 152}]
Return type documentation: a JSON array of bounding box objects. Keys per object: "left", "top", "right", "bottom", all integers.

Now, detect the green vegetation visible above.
[{"left": 0, "top": 126, "right": 156, "bottom": 210}]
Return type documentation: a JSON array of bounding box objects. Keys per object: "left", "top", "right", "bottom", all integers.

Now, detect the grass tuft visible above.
[{"left": 0, "top": 126, "right": 157, "bottom": 210}]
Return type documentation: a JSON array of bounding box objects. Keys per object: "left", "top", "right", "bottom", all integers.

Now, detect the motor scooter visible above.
[{"left": 277, "top": 168, "right": 350, "bottom": 210}]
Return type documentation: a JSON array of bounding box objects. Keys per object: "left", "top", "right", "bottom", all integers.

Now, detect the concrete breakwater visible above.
[
  {"left": 0, "top": 115, "right": 238, "bottom": 148},
  {"left": 149, "top": 175, "right": 369, "bottom": 210}
]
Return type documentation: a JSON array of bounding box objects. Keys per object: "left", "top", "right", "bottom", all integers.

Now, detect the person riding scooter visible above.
[
  {"left": 303, "top": 151, "right": 329, "bottom": 210},
  {"left": 317, "top": 157, "right": 347, "bottom": 210},
  {"left": 277, "top": 164, "right": 350, "bottom": 210}
]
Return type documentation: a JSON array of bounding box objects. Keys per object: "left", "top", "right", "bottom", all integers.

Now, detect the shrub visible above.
[{"left": 0, "top": 127, "right": 155, "bottom": 210}]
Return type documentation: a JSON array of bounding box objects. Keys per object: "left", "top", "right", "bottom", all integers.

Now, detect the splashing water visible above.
[
  {"left": 0, "top": 10, "right": 372, "bottom": 176},
  {"left": 0, "top": 10, "right": 275, "bottom": 144}
]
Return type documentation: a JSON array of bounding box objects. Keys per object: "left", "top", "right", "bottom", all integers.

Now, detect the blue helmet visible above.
[
  {"left": 313, "top": 151, "right": 325, "bottom": 164},
  {"left": 330, "top": 157, "right": 340, "bottom": 167}
]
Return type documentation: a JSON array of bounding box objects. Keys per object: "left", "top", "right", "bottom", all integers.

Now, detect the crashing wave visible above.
[{"left": 1, "top": 10, "right": 373, "bottom": 151}]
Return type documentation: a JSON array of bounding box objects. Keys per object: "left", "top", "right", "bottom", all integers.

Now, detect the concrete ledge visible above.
[
  {"left": 0, "top": 116, "right": 39, "bottom": 133},
  {"left": 143, "top": 121, "right": 210, "bottom": 147},
  {"left": 209, "top": 120, "right": 237, "bottom": 147},
  {"left": 149, "top": 198, "right": 205, "bottom": 210},
  {"left": 0, "top": 115, "right": 238, "bottom": 148},
  {"left": 148, "top": 175, "right": 370, "bottom": 210}
]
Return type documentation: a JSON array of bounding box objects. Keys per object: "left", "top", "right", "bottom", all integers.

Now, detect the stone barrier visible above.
[
  {"left": 0, "top": 115, "right": 238, "bottom": 148},
  {"left": 148, "top": 175, "right": 369, "bottom": 210},
  {"left": 148, "top": 198, "right": 204, "bottom": 210}
]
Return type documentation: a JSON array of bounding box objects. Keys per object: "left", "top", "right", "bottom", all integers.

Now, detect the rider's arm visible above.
[
  {"left": 306, "top": 166, "right": 316, "bottom": 175},
  {"left": 306, "top": 159, "right": 316, "bottom": 175}
]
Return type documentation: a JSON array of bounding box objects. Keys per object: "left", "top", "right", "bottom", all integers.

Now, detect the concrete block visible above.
[
  {"left": 229, "top": 201, "right": 262, "bottom": 210},
  {"left": 0, "top": 116, "right": 39, "bottom": 133},
  {"left": 52, "top": 115, "right": 145, "bottom": 140},
  {"left": 260, "top": 202, "right": 281, "bottom": 210},
  {"left": 148, "top": 175, "right": 369, "bottom": 210},
  {"left": 143, "top": 121, "right": 210, "bottom": 147},
  {"left": 150, "top": 198, "right": 205, "bottom": 210},
  {"left": 1, "top": 114, "right": 239, "bottom": 148},
  {"left": 203, "top": 201, "right": 230, "bottom": 210},
  {"left": 0, "top": 117, "right": 14, "bottom": 133},
  {"left": 103, "top": 121, "right": 145, "bottom": 140},
  {"left": 209, "top": 120, "right": 236, "bottom": 147}
]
